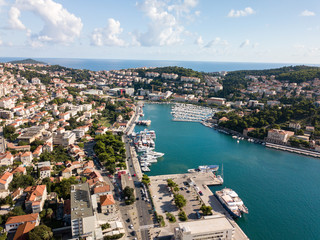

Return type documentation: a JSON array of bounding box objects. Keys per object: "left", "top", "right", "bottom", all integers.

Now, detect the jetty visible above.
[
  {"left": 266, "top": 142, "right": 320, "bottom": 158},
  {"left": 149, "top": 172, "right": 249, "bottom": 240}
]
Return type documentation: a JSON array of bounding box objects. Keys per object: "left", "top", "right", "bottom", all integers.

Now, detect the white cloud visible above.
[
  {"left": 204, "top": 37, "right": 229, "bottom": 48},
  {"left": 195, "top": 36, "right": 203, "bottom": 46},
  {"left": 0, "top": 0, "right": 6, "bottom": 8},
  {"left": 91, "top": 18, "right": 126, "bottom": 47},
  {"left": 11, "top": 0, "right": 83, "bottom": 45},
  {"left": 8, "top": 7, "right": 26, "bottom": 30},
  {"left": 134, "top": 0, "right": 198, "bottom": 47},
  {"left": 240, "top": 39, "right": 250, "bottom": 48},
  {"left": 300, "top": 10, "right": 315, "bottom": 17},
  {"left": 228, "top": 7, "right": 255, "bottom": 18}
]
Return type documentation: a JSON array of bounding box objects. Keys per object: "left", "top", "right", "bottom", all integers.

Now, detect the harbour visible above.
[{"left": 135, "top": 103, "right": 320, "bottom": 240}]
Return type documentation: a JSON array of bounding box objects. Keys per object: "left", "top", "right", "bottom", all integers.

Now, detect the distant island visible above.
[{"left": 8, "top": 58, "right": 47, "bottom": 65}]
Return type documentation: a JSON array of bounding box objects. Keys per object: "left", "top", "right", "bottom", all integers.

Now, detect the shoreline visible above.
[{"left": 144, "top": 100, "right": 320, "bottom": 159}]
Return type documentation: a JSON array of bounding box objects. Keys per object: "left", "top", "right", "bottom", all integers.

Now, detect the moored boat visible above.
[{"left": 215, "top": 188, "right": 248, "bottom": 218}]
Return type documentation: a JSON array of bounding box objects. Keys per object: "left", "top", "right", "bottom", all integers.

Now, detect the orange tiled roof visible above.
[
  {"left": 100, "top": 194, "right": 115, "bottom": 206},
  {"left": 94, "top": 185, "right": 110, "bottom": 194},
  {"left": 25, "top": 185, "right": 46, "bottom": 202},
  {"left": 6, "top": 213, "right": 39, "bottom": 225},
  {"left": 13, "top": 221, "right": 36, "bottom": 240}
]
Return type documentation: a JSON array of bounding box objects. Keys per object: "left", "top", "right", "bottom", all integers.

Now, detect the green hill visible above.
[{"left": 9, "top": 58, "right": 47, "bottom": 65}]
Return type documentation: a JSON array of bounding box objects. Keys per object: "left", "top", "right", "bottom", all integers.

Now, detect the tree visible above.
[
  {"left": 165, "top": 212, "right": 176, "bottom": 223},
  {"left": 10, "top": 206, "right": 25, "bottom": 216},
  {"left": 142, "top": 174, "right": 150, "bottom": 185},
  {"left": 200, "top": 204, "right": 213, "bottom": 216},
  {"left": 167, "top": 179, "right": 178, "bottom": 188},
  {"left": 28, "top": 225, "right": 53, "bottom": 240},
  {"left": 123, "top": 186, "right": 135, "bottom": 205},
  {"left": 178, "top": 210, "right": 188, "bottom": 221},
  {"left": 174, "top": 194, "right": 186, "bottom": 209},
  {"left": 9, "top": 174, "right": 35, "bottom": 191},
  {"left": 46, "top": 208, "right": 53, "bottom": 219}
]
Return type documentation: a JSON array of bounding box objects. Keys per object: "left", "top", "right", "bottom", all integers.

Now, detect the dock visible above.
[
  {"left": 266, "top": 142, "right": 320, "bottom": 158},
  {"left": 149, "top": 172, "right": 249, "bottom": 240}
]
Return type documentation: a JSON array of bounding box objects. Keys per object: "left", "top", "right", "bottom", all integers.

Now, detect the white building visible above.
[
  {"left": 71, "top": 183, "right": 98, "bottom": 239},
  {"left": 174, "top": 217, "right": 234, "bottom": 240}
]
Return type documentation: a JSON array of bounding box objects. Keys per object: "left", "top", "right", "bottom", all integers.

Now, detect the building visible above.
[
  {"left": 0, "top": 151, "right": 13, "bottom": 166},
  {"left": 93, "top": 184, "right": 111, "bottom": 197},
  {"left": 207, "top": 97, "right": 226, "bottom": 106},
  {"left": 5, "top": 213, "right": 39, "bottom": 233},
  {"left": 100, "top": 194, "right": 115, "bottom": 214},
  {"left": 265, "top": 129, "right": 294, "bottom": 144},
  {"left": 71, "top": 183, "right": 96, "bottom": 239},
  {"left": 0, "top": 172, "right": 13, "bottom": 190},
  {"left": 25, "top": 185, "right": 47, "bottom": 213},
  {"left": 13, "top": 221, "right": 36, "bottom": 240},
  {"left": 17, "top": 126, "right": 45, "bottom": 144},
  {"left": 289, "top": 122, "right": 301, "bottom": 130},
  {"left": 174, "top": 217, "right": 234, "bottom": 240},
  {"left": 20, "top": 151, "right": 33, "bottom": 165},
  {"left": 39, "top": 166, "right": 51, "bottom": 179},
  {"left": 53, "top": 131, "right": 76, "bottom": 146}
]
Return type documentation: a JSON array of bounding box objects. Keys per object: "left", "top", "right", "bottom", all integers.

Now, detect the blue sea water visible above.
[
  {"left": 1, "top": 57, "right": 319, "bottom": 72},
  {"left": 135, "top": 104, "right": 320, "bottom": 240}
]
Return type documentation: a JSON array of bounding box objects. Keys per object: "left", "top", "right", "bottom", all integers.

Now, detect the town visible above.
[{"left": 0, "top": 60, "right": 320, "bottom": 240}]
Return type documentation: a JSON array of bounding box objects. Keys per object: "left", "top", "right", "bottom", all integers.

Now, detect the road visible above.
[
  {"left": 0, "top": 127, "right": 6, "bottom": 153},
  {"left": 123, "top": 134, "right": 155, "bottom": 240},
  {"left": 84, "top": 102, "right": 155, "bottom": 240}
]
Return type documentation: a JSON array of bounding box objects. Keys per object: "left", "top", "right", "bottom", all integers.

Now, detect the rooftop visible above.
[
  {"left": 177, "top": 216, "right": 234, "bottom": 234},
  {"left": 71, "top": 183, "right": 94, "bottom": 220}
]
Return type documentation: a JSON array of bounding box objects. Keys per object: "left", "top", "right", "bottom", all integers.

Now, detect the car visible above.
[
  {"left": 136, "top": 197, "right": 139, "bottom": 200},
  {"left": 199, "top": 191, "right": 203, "bottom": 196},
  {"left": 186, "top": 190, "right": 190, "bottom": 193},
  {"left": 126, "top": 218, "right": 130, "bottom": 223},
  {"left": 133, "top": 174, "right": 136, "bottom": 177},
  {"left": 129, "top": 224, "right": 133, "bottom": 229},
  {"left": 130, "top": 231, "right": 136, "bottom": 236}
]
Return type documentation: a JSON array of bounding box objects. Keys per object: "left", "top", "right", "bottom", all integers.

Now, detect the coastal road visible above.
[{"left": 123, "top": 134, "right": 155, "bottom": 240}]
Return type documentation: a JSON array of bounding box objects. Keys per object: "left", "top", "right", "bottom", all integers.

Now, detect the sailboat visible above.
[{"left": 217, "top": 163, "right": 224, "bottom": 184}]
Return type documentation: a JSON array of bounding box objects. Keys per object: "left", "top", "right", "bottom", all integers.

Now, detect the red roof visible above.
[
  {"left": 6, "top": 213, "right": 39, "bottom": 225},
  {"left": 100, "top": 194, "right": 115, "bottom": 206},
  {"left": 13, "top": 221, "right": 36, "bottom": 240}
]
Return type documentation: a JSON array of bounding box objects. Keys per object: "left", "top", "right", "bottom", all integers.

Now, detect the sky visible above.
[{"left": 0, "top": 0, "right": 319, "bottom": 63}]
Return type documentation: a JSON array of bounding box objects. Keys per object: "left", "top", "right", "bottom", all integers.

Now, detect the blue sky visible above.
[{"left": 0, "top": 0, "right": 319, "bottom": 63}]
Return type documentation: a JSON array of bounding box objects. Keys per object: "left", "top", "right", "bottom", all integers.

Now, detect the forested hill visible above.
[
  {"left": 8, "top": 58, "right": 47, "bottom": 65},
  {"left": 226, "top": 65, "right": 320, "bottom": 83},
  {"left": 136, "top": 66, "right": 203, "bottom": 79}
]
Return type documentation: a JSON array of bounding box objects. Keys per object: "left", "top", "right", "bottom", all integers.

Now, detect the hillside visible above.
[{"left": 8, "top": 58, "right": 47, "bottom": 65}]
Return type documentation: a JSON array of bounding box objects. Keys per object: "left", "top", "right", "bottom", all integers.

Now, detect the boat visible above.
[
  {"left": 188, "top": 165, "right": 219, "bottom": 173},
  {"left": 146, "top": 151, "right": 164, "bottom": 158},
  {"left": 215, "top": 188, "right": 248, "bottom": 218},
  {"left": 141, "top": 166, "right": 150, "bottom": 172}
]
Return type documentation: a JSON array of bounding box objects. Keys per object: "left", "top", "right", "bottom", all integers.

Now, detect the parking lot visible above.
[{"left": 149, "top": 173, "right": 207, "bottom": 226}]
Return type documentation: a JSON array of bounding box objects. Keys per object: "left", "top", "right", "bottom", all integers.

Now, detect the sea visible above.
[
  {"left": 1, "top": 57, "right": 319, "bottom": 72},
  {"left": 135, "top": 104, "right": 320, "bottom": 240}
]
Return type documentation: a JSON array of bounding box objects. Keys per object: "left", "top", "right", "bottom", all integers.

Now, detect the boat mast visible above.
[{"left": 221, "top": 163, "right": 224, "bottom": 180}]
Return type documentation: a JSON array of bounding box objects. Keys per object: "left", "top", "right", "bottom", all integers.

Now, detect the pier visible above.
[
  {"left": 149, "top": 172, "right": 249, "bottom": 240},
  {"left": 266, "top": 142, "right": 320, "bottom": 158}
]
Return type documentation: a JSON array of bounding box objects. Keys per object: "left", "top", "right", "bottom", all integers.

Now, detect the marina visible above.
[
  {"left": 135, "top": 103, "right": 320, "bottom": 240},
  {"left": 171, "top": 103, "right": 215, "bottom": 122}
]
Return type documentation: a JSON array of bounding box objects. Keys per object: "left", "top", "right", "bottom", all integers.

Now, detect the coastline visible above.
[{"left": 144, "top": 100, "right": 320, "bottom": 159}]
